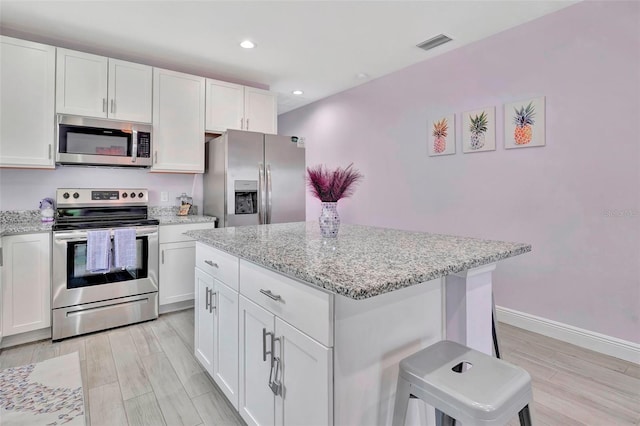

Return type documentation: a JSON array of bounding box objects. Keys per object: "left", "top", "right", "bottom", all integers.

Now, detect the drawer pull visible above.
[
  {"left": 204, "top": 260, "right": 219, "bottom": 268},
  {"left": 260, "top": 289, "right": 282, "bottom": 301}
]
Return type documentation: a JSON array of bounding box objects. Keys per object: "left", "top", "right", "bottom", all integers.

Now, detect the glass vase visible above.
[{"left": 319, "top": 202, "right": 340, "bottom": 238}]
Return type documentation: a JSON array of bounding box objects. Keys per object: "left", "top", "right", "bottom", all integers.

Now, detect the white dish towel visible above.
[
  {"left": 86, "top": 230, "right": 111, "bottom": 273},
  {"left": 114, "top": 228, "right": 137, "bottom": 269}
]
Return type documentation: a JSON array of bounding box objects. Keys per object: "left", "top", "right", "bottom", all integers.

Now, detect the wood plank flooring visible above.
[
  {"left": 1, "top": 311, "right": 638, "bottom": 425},
  {"left": 0, "top": 309, "right": 244, "bottom": 426}
]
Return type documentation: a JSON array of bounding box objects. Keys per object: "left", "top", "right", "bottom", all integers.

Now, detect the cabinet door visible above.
[
  {"left": 194, "top": 268, "right": 214, "bottom": 375},
  {"left": 159, "top": 241, "right": 195, "bottom": 306},
  {"left": 0, "top": 36, "right": 55, "bottom": 169},
  {"left": 275, "top": 318, "right": 332, "bottom": 426},
  {"left": 56, "top": 48, "right": 108, "bottom": 118},
  {"left": 205, "top": 79, "right": 244, "bottom": 133},
  {"left": 108, "top": 59, "right": 153, "bottom": 123},
  {"left": 239, "top": 296, "right": 275, "bottom": 426},
  {"left": 212, "top": 279, "right": 239, "bottom": 408},
  {"left": 244, "top": 87, "right": 278, "bottom": 135},
  {"left": 152, "top": 68, "right": 205, "bottom": 173},
  {"left": 1, "top": 233, "right": 51, "bottom": 336}
]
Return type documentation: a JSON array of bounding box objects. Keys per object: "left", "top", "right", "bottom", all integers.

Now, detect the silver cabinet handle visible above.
[
  {"left": 269, "top": 354, "right": 282, "bottom": 396},
  {"left": 262, "top": 328, "right": 274, "bottom": 362},
  {"left": 110, "top": 99, "right": 115, "bottom": 113},
  {"left": 102, "top": 98, "right": 107, "bottom": 112},
  {"left": 0, "top": 247, "right": 3, "bottom": 267},
  {"left": 246, "top": 118, "right": 250, "bottom": 130},
  {"left": 204, "top": 260, "right": 219, "bottom": 268},
  {"left": 48, "top": 144, "right": 52, "bottom": 159},
  {"left": 161, "top": 249, "right": 164, "bottom": 264},
  {"left": 240, "top": 118, "right": 244, "bottom": 129},
  {"left": 205, "top": 287, "right": 211, "bottom": 311},
  {"left": 260, "top": 289, "right": 281, "bottom": 301},
  {"left": 154, "top": 151, "right": 157, "bottom": 164},
  {"left": 210, "top": 291, "right": 217, "bottom": 313}
]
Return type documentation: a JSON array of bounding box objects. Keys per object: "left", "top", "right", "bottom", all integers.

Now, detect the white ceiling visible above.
[{"left": 0, "top": 1, "right": 577, "bottom": 114}]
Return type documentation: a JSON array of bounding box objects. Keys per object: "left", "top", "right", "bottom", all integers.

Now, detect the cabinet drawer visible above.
[
  {"left": 159, "top": 222, "right": 216, "bottom": 244},
  {"left": 195, "top": 243, "right": 239, "bottom": 290},
  {"left": 239, "top": 260, "right": 333, "bottom": 347}
]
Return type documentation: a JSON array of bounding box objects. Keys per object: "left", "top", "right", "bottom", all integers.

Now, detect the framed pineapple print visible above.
[
  {"left": 462, "top": 107, "right": 496, "bottom": 153},
  {"left": 504, "top": 96, "right": 546, "bottom": 148},
  {"left": 428, "top": 114, "right": 456, "bottom": 156}
]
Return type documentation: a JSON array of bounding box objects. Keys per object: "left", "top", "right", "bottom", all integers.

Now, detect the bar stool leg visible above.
[
  {"left": 518, "top": 405, "right": 533, "bottom": 426},
  {"left": 392, "top": 376, "right": 411, "bottom": 426},
  {"left": 492, "top": 292, "right": 502, "bottom": 359}
]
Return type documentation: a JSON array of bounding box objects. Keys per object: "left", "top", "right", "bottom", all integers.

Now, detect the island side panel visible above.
[
  {"left": 445, "top": 263, "right": 496, "bottom": 355},
  {"left": 333, "top": 278, "right": 443, "bottom": 426}
]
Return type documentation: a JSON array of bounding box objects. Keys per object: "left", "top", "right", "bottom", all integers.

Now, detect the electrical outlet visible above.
[{"left": 161, "top": 191, "right": 168, "bottom": 202}]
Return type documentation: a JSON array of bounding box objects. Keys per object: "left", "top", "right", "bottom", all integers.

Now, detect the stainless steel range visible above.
[{"left": 51, "top": 188, "right": 159, "bottom": 341}]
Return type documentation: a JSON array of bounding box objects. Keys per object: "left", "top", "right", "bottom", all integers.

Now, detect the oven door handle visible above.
[{"left": 53, "top": 227, "right": 159, "bottom": 241}]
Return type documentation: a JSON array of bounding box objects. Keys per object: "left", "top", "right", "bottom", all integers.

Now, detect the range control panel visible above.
[{"left": 56, "top": 188, "right": 149, "bottom": 206}]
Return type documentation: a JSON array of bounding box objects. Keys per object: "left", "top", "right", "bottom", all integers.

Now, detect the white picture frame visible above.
[
  {"left": 462, "top": 106, "right": 496, "bottom": 153},
  {"left": 504, "top": 96, "right": 546, "bottom": 149},
  {"left": 428, "top": 114, "right": 456, "bottom": 156}
]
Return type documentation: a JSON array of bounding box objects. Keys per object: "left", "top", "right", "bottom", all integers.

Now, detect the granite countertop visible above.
[
  {"left": 185, "top": 222, "right": 531, "bottom": 300},
  {"left": 0, "top": 211, "right": 53, "bottom": 236},
  {"left": 154, "top": 215, "right": 218, "bottom": 225}
]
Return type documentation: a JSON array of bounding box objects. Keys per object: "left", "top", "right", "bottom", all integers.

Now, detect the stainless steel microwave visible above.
[{"left": 56, "top": 115, "right": 152, "bottom": 167}]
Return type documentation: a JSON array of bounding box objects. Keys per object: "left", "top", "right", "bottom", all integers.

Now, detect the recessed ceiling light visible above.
[
  {"left": 356, "top": 72, "right": 370, "bottom": 79},
  {"left": 292, "top": 90, "right": 303, "bottom": 95},
  {"left": 240, "top": 40, "right": 255, "bottom": 49}
]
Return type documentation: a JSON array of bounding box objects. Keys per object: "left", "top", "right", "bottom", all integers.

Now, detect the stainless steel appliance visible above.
[
  {"left": 204, "top": 130, "right": 306, "bottom": 227},
  {"left": 56, "top": 115, "right": 152, "bottom": 167},
  {"left": 52, "top": 188, "right": 159, "bottom": 341}
]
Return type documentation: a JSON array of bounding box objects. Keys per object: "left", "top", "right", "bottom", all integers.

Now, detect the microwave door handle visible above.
[{"left": 131, "top": 130, "right": 138, "bottom": 163}]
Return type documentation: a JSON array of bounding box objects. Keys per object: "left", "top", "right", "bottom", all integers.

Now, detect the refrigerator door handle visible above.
[
  {"left": 258, "top": 163, "right": 266, "bottom": 224},
  {"left": 266, "top": 164, "right": 273, "bottom": 224}
]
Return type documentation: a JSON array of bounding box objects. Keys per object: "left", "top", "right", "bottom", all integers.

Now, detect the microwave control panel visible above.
[{"left": 138, "top": 132, "right": 151, "bottom": 158}]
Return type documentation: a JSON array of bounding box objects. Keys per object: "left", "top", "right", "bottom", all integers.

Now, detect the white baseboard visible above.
[{"left": 496, "top": 306, "right": 640, "bottom": 365}]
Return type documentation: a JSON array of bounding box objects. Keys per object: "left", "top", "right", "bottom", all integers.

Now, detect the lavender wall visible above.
[
  {"left": 0, "top": 168, "right": 203, "bottom": 212},
  {"left": 279, "top": 2, "right": 640, "bottom": 343}
]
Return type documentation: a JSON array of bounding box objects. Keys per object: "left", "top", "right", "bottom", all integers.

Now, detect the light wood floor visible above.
[{"left": 1, "top": 311, "right": 638, "bottom": 425}]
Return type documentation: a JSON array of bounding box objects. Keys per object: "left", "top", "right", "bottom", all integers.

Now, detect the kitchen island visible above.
[{"left": 185, "top": 222, "right": 530, "bottom": 426}]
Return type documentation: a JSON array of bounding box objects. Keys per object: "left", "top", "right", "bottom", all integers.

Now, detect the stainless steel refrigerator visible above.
[{"left": 204, "top": 129, "right": 306, "bottom": 227}]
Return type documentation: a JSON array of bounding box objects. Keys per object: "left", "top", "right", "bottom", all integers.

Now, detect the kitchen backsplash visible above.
[{"left": 0, "top": 167, "right": 203, "bottom": 211}]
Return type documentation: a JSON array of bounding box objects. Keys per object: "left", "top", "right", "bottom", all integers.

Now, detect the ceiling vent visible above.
[{"left": 416, "top": 34, "right": 452, "bottom": 51}]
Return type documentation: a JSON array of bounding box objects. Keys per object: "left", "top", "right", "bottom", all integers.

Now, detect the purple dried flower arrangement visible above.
[{"left": 306, "top": 163, "right": 363, "bottom": 202}]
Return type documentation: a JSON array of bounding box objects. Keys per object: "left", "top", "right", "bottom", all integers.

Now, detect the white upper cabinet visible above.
[
  {"left": 152, "top": 67, "right": 205, "bottom": 173},
  {"left": 244, "top": 87, "right": 278, "bottom": 135},
  {"left": 206, "top": 79, "right": 278, "bottom": 135},
  {"left": 206, "top": 79, "right": 244, "bottom": 133},
  {"left": 0, "top": 36, "right": 56, "bottom": 169},
  {"left": 56, "top": 48, "right": 152, "bottom": 123},
  {"left": 108, "top": 59, "right": 153, "bottom": 123}
]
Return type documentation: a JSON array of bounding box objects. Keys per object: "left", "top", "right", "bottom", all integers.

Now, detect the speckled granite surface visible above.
[
  {"left": 0, "top": 210, "right": 53, "bottom": 236},
  {"left": 149, "top": 206, "right": 199, "bottom": 216},
  {"left": 185, "top": 222, "right": 531, "bottom": 300},
  {"left": 155, "top": 215, "right": 217, "bottom": 225}
]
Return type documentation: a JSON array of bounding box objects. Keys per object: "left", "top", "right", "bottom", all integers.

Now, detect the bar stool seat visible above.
[{"left": 393, "top": 340, "right": 532, "bottom": 426}]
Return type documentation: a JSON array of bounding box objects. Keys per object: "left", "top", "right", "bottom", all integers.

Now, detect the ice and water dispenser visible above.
[{"left": 234, "top": 180, "right": 258, "bottom": 214}]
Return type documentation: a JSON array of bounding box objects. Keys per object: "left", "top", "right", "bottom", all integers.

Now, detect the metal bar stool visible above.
[{"left": 392, "top": 340, "right": 533, "bottom": 426}]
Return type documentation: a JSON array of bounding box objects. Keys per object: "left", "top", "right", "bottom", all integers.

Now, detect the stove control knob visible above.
[
  {"left": 138, "top": 192, "right": 144, "bottom": 199},
  {"left": 63, "top": 192, "right": 70, "bottom": 199},
  {"left": 122, "top": 192, "right": 128, "bottom": 198},
  {"left": 73, "top": 192, "right": 80, "bottom": 199},
  {"left": 130, "top": 192, "right": 136, "bottom": 198}
]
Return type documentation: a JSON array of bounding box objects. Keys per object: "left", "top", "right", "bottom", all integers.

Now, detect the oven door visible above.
[{"left": 52, "top": 226, "right": 159, "bottom": 309}]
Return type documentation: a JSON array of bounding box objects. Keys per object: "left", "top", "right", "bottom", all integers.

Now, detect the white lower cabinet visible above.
[
  {"left": 1, "top": 233, "right": 51, "bottom": 337},
  {"left": 194, "top": 266, "right": 239, "bottom": 408},
  {"left": 239, "top": 295, "right": 332, "bottom": 426}
]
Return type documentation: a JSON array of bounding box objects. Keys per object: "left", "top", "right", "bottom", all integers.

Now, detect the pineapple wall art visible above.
[
  {"left": 428, "top": 114, "right": 455, "bottom": 156},
  {"left": 504, "top": 96, "right": 546, "bottom": 148},
  {"left": 462, "top": 107, "right": 496, "bottom": 153}
]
